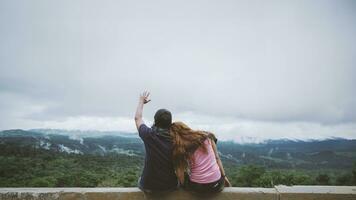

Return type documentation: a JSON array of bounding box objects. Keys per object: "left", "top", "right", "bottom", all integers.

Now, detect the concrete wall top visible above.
[
  {"left": 275, "top": 185, "right": 356, "bottom": 194},
  {"left": 0, "top": 186, "right": 355, "bottom": 200}
]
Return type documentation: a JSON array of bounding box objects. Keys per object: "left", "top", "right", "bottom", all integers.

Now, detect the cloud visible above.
[
  {"left": 38, "top": 116, "right": 136, "bottom": 133},
  {"left": 3, "top": 111, "right": 355, "bottom": 143},
  {"left": 174, "top": 112, "right": 356, "bottom": 142},
  {"left": 0, "top": 0, "right": 355, "bottom": 139}
]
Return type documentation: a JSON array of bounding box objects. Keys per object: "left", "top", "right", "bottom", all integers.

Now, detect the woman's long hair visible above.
[{"left": 169, "top": 121, "right": 211, "bottom": 184}]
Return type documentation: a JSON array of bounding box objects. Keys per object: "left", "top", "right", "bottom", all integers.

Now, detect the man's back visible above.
[{"left": 138, "top": 124, "right": 178, "bottom": 190}]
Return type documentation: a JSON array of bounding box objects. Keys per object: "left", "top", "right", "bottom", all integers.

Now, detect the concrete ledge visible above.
[
  {"left": 0, "top": 186, "right": 355, "bottom": 200},
  {"left": 275, "top": 185, "right": 356, "bottom": 200}
]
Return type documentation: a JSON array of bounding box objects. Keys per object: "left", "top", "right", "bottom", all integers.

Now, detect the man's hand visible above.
[
  {"left": 139, "top": 91, "right": 151, "bottom": 104},
  {"left": 135, "top": 91, "right": 150, "bottom": 130}
]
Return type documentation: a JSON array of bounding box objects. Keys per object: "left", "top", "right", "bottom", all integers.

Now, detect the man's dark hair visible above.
[{"left": 154, "top": 109, "right": 172, "bottom": 129}]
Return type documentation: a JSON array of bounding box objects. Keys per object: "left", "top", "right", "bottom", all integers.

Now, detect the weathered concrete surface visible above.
[
  {"left": 0, "top": 186, "right": 355, "bottom": 200},
  {"left": 276, "top": 185, "right": 356, "bottom": 200},
  {"left": 0, "top": 187, "right": 277, "bottom": 200}
]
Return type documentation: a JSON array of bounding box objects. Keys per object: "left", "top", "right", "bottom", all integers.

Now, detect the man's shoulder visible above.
[
  {"left": 139, "top": 123, "right": 150, "bottom": 132},
  {"left": 139, "top": 124, "right": 155, "bottom": 140}
]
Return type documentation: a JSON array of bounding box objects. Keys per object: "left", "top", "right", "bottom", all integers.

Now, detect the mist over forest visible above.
[{"left": 1, "top": 129, "right": 355, "bottom": 187}]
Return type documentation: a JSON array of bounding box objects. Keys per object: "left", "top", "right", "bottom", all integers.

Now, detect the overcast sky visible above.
[{"left": 1, "top": 0, "right": 355, "bottom": 142}]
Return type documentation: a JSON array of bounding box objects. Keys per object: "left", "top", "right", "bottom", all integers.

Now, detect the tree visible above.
[
  {"left": 352, "top": 161, "right": 356, "bottom": 185},
  {"left": 336, "top": 173, "right": 352, "bottom": 185},
  {"left": 315, "top": 174, "right": 330, "bottom": 185},
  {"left": 28, "top": 177, "right": 56, "bottom": 187},
  {"left": 258, "top": 171, "right": 283, "bottom": 187},
  {"left": 235, "top": 165, "right": 265, "bottom": 187}
]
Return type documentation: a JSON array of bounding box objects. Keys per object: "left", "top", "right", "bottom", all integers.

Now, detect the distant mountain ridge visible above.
[
  {"left": 29, "top": 128, "right": 139, "bottom": 138},
  {"left": 0, "top": 129, "right": 143, "bottom": 156},
  {"left": 15, "top": 128, "right": 355, "bottom": 144},
  {"left": 1, "top": 129, "right": 355, "bottom": 170}
]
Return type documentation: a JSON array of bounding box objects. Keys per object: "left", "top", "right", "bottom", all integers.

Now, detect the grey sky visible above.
[{"left": 1, "top": 0, "right": 355, "bottom": 141}]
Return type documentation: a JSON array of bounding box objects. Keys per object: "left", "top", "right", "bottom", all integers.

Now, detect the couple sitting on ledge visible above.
[{"left": 134, "top": 91, "right": 231, "bottom": 193}]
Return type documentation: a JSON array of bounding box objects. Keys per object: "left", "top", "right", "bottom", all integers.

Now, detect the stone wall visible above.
[{"left": 1, "top": 186, "right": 355, "bottom": 200}]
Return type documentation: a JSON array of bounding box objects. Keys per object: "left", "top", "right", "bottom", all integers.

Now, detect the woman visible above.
[{"left": 169, "top": 122, "right": 231, "bottom": 193}]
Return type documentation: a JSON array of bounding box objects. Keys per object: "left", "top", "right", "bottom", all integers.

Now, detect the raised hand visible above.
[
  {"left": 139, "top": 91, "right": 151, "bottom": 104},
  {"left": 135, "top": 91, "right": 150, "bottom": 130}
]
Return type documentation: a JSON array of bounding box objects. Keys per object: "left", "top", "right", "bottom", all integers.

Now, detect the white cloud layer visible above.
[
  {"left": 4, "top": 112, "right": 355, "bottom": 142},
  {"left": 0, "top": 0, "right": 355, "bottom": 140}
]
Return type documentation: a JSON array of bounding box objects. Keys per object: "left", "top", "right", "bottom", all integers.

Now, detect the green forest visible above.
[
  {"left": 1, "top": 149, "right": 355, "bottom": 187},
  {"left": 1, "top": 129, "right": 356, "bottom": 187}
]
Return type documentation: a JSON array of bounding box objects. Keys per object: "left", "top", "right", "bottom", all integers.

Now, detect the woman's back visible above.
[{"left": 189, "top": 138, "right": 221, "bottom": 183}]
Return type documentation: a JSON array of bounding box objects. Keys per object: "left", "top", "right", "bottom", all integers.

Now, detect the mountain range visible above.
[{"left": 1, "top": 129, "right": 355, "bottom": 170}]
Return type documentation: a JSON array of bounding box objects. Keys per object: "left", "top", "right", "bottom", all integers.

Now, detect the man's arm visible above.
[{"left": 134, "top": 91, "right": 151, "bottom": 131}]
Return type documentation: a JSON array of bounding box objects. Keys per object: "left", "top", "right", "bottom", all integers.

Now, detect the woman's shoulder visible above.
[{"left": 202, "top": 131, "right": 218, "bottom": 144}]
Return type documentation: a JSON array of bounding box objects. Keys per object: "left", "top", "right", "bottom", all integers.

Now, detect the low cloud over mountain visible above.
[{"left": 1, "top": 1, "right": 355, "bottom": 140}]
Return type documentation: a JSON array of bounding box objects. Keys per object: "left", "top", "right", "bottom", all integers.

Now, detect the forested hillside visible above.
[{"left": 1, "top": 129, "right": 355, "bottom": 187}]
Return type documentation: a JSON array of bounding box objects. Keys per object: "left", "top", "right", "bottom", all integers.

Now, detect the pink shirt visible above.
[{"left": 189, "top": 139, "right": 221, "bottom": 183}]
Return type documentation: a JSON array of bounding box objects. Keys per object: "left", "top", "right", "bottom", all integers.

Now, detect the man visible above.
[{"left": 134, "top": 91, "right": 178, "bottom": 192}]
